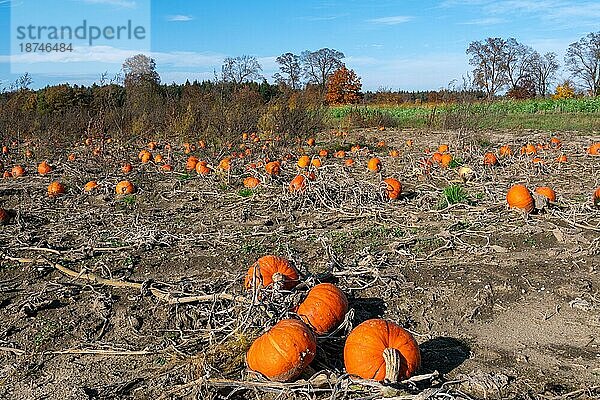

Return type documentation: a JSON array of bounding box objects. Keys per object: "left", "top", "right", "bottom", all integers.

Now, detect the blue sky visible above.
[{"left": 1, "top": 0, "right": 599, "bottom": 91}]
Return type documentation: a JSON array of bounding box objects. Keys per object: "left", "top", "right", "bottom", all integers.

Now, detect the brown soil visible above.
[{"left": 0, "top": 128, "right": 599, "bottom": 399}]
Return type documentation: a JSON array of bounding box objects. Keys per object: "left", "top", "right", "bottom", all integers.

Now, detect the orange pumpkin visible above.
[
  {"left": 431, "top": 152, "right": 443, "bottom": 164},
  {"left": 297, "top": 155, "right": 310, "bottom": 168},
  {"left": 389, "top": 149, "right": 400, "bottom": 157},
  {"left": 246, "top": 319, "right": 316, "bottom": 382},
  {"left": 593, "top": 187, "right": 600, "bottom": 207},
  {"left": 440, "top": 154, "right": 453, "bottom": 168},
  {"left": 318, "top": 149, "right": 329, "bottom": 158},
  {"left": 161, "top": 164, "right": 173, "bottom": 172},
  {"left": 483, "top": 152, "right": 498, "bottom": 166},
  {"left": 67, "top": 153, "right": 76, "bottom": 162},
  {"left": 532, "top": 157, "right": 544, "bottom": 164},
  {"left": 311, "top": 158, "right": 322, "bottom": 168},
  {"left": 344, "top": 319, "right": 421, "bottom": 382},
  {"left": 186, "top": 156, "right": 199, "bottom": 171},
  {"left": 499, "top": 145, "right": 512, "bottom": 157},
  {"left": 115, "top": 180, "right": 135, "bottom": 195},
  {"left": 556, "top": 154, "right": 568, "bottom": 163},
  {"left": 289, "top": 175, "right": 307, "bottom": 193},
  {"left": 367, "top": 158, "right": 381, "bottom": 172},
  {"left": 3, "top": 171, "right": 13, "bottom": 179},
  {"left": 297, "top": 283, "right": 348, "bottom": 335},
  {"left": 383, "top": 178, "right": 402, "bottom": 200},
  {"left": 350, "top": 145, "right": 361, "bottom": 152},
  {"left": 219, "top": 157, "right": 232, "bottom": 172},
  {"left": 521, "top": 144, "right": 537, "bottom": 155},
  {"left": 243, "top": 176, "right": 260, "bottom": 188},
  {"left": 37, "top": 161, "right": 52, "bottom": 175},
  {"left": 405, "top": 139, "right": 413, "bottom": 147},
  {"left": 198, "top": 140, "right": 206, "bottom": 149},
  {"left": 148, "top": 141, "right": 157, "bottom": 150},
  {"left": 549, "top": 137, "right": 561, "bottom": 149},
  {"left": 138, "top": 150, "right": 152, "bottom": 163},
  {"left": 196, "top": 162, "right": 212, "bottom": 175},
  {"left": 84, "top": 181, "right": 98, "bottom": 192},
  {"left": 535, "top": 186, "right": 556, "bottom": 203},
  {"left": 588, "top": 143, "right": 600, "bottom": 155},
  {"left": 244, "top": 255, "right": 299, "bottom": 290},
  {"left": 265, "top": 161, "right": 281, "bottom": 176},
  {"left": 506, "top": 184, "right": 534, "bottom": 213},
  {"left": 11, "top": 165, "right": 25, "bottom": 177},
  {"left": 306, "top": 138, "right": 315, "bottom": 146},
  {"left": 334, "top": 150, "right": 346, "bottom": 158},
  {"left": 154, "top": 154, "right": 164, "bottom": 164},
  {"left": 121, "top": 163, "right": 133, "bottom": 174},
  {"left": 344, "top": 158, "right": 355, "bottom": 167},
  {"left": 438, "top": 144, "right": 449, "bottom": 153},
  {"left": 47, "top": 181, "right": 65, "bottom": 197}
]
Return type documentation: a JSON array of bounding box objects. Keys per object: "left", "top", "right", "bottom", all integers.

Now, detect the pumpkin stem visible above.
[{"left": 383, "top": 347, "right": 402, "bottom": 383}]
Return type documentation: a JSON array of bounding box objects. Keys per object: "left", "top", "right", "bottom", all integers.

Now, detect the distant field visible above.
[{"left": 329, "top": 98, "right": 600, "bottom": 132}]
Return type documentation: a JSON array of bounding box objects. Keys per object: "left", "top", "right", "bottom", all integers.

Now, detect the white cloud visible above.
[
  {"left": 368, "top": 16, "right": 414, "bottom": 25},
  {"left": 458, "top": 17, "right": 505, "bottom": 25},
  {"left": 167, "top": 15, "right": 194, "bottom": 22}
]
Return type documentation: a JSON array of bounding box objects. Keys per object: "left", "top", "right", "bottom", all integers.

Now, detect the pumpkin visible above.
[
  {"left": 244, "top": 255, "right": 299, "bottom": 290},
  {"left": 161, "top": 164, "right": 174, "bottom": 172},
  {"left": 389, "top": 149, "right": 400, "bottom": 157},
  {"left": 11, "top": 165, "right": 25, "bottom": 177},
  {"left": 556, "top": 154, "right": 568, "bottom": 163},
  {"left": 122, "top": 163, "right": 133, "bottom": 174},
  {"left": 297, "top": 283, "right": 348, "bottom": 335},
  {"left": 521, "top": 144, "right": 537, "bottom": 155},
  {"left": 344, "top": 158, "right": 355, "bottom": 167},
  {"left": 318, "top": 150, "right": 329, "bottom": 158},
  {"left": 593, "top": 187, "right": 600, "bottom": 207},
  {"left": 297, "top": 156, "right": 310, "bottom": 168},
  {"left": 350, "top": 145, "right": 361, "bottom": 152},
  {"left": 535, "top": 186, "right": 556, "bottom": 203},
  {"left": 67, "top": 153, "right": 76, "bottom": 161},
  {"left": 265, "top": 161, "right": 281, "bottom": 176},
  {"left": 289, "top": 175, "right": 307, "bottom": 193},
  {"left": 47, "top": 181, "right": 65, "bottom": 197},
  {"left": 438, "top": 144, "right": 449, "bottom": 153},
  {"left": 0, "top": 208, "right": 9, "bottom": 225},
  {"left": 306, "top": 138, "right": 316, "bottom": 146},
  {"left": 431, "top": 152, "right": 443, "bottom": 164},
  {"left": 3, "top": 171, "right": 12, "bottom": 179},
  {"left": 196, "top": 163, "right": 212, "bottom": 175},
  {"left": 483, "top": 152, "right": 498, "bottom": 166},
  {"left": 532, "top": 157, "right": 544, "bottom": 164},
  {"left": 246, "top": 319, "right": 316, "bottom": 382},
  {"left": 115, "top": 180, "right": 135, "bottom": 195},
  {"left": 138, "top": 150, "right": 152, "bottom": 163},
  {"left": 405, "top": 139, "right": 413, "bottom": 147},
  {"left": 84, "top": 181, "right": 98, "bottom": 192},
  {"left": 334, "top": 150, "right": 346, "bottom": 158},
  {"left": 198, "top": 140, "right": 206, "bottom": 149},
  {"left": 549, "top": 137, "right": 561, "bottom": 149},
  {"left": 242, "top": 133, "right": 248, "bottom": 140},
  {"left": 311, "top": 158, "right": 322, "bottom": 168},
  {"left": 148, "top": 141, "right": 157, "bottom": 150},
  {"left": 383, "top": 178, "right": 402, "bottom": 200},
  {"left": 344, "top": 319, "right": 421, "bottom": 382},
  {"left": 244, "top": 176, "right": 260, "bottom": 188},
  {"left": 440, "top": 154, "right": 453, "bottom": 167},
  {"left": 186, "top": 156, "right": 199, "bottom": 171},
  {"left": 154, "top": 154, "right": 164, "bottom": 164},
  {"left": 219, "top": 157, "right": 232, "bottom": 172},
  {"left": 588, "top": 143, "right": 600, "bottom": 155},
  {"left": 367, "top": 158, "right": 382, "bottom": 172},
  {"left": 37, "top": 161, "right": 51, "bottom": 175},
  {"left": 499, "top": 145, "right": 512, "bottom": 157},
  {"left": 506, "top": 184, "right": 534, "bottom": 213}
]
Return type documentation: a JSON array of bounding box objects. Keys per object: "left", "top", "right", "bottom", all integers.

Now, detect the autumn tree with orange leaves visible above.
[{"left": 325, "top": 66, "right": 362, "bottom": 104}]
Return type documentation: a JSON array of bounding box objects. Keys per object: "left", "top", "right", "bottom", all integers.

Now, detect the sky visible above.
[{"left": 0, "top": 0, "right": 599, "bottom": 91}]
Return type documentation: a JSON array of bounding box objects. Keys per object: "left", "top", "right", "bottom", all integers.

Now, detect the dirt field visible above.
[{"left": 1, "top": 128, "right": 599, "bottom": 399}]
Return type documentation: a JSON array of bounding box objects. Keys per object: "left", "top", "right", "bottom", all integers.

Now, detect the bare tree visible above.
[
  {"left": 565, "top": 32, "right": 600, "bottom": 96},
  {"left": 530, "top": 52, "right": 559, "bottom": 97},
  {"left": 466, "top": 38, "right": 508, "bottom": 99},
  {"left": 504, "top": 38, "right": 535, "bottom": 90},
  {"left": 273, "top": 52, "right": 302, "bottom": 89},
  {"left": 122, "top": 54, "right": 160, "bottom": 86},
  {"left": 221, "top": 55, "right": 263, "bottom": 84},
  {"left": 301, "top": 48, "right": 345, "bottom": 89}
]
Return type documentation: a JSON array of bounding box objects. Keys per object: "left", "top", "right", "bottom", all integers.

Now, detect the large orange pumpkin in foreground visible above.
[
  {"left": 246, "top": 319, "right": 316, "bottom": 382},
  {"left": 11, "top": 165, "right": 25, "bottom": 177},
  {"left": 297, "top": 283, "right": 348, "bottom": 335},
  {"left": 383, "top": 178, "right": 402, "bottom": 200},
  {"left": 115, "top": 180, "right": 135, "bottom": 195},
  {"left": 344, "top": 319, "right": 421, "bottom": 382},
  {"left": 506, "top": 184, "right": 534, "bottom": 212},
  {"left": 244, "top": 255, "right": 299, "bottom": 290},
  {"left": 535, "top": 186, "right": 556, "bottom": 203}
]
